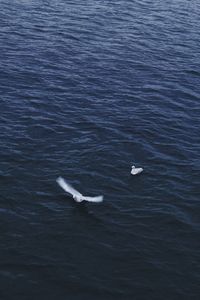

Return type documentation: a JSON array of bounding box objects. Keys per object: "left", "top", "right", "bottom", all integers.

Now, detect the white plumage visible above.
[
  {"left": 56, "top": 177, "right": 103, "bottom": 203},
  {"left": 131, "top": 165, "right": 143, "bottom": 175}
]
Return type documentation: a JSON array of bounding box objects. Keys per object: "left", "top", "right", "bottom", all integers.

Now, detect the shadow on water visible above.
[
  {"left": 41, "top": 191, "right": 108, "bottom": 226},
  {"left": 70, "top": 199, "right": 109, "bottom": 227}
]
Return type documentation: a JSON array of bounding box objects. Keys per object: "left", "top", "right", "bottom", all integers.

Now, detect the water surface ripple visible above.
[{"left": 0, "top": 0, "right": 200, "bottom": 299}]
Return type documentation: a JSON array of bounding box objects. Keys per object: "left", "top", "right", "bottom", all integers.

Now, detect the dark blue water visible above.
[{"left": 0, "top": 0, "right": 200, "bottom": 299}]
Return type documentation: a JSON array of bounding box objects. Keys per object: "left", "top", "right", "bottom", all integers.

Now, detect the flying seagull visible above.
[
  {"left": 56, "top": 176, "right": 103, "bottom": 203},
  {"left": 131, "top": 165, "right": 143, "bottom": 175}
]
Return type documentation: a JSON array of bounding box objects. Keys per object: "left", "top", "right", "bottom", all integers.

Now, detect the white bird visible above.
[
  {"left": 56, "top": 177, "right": 103, "bottom": 203},
  {"left": 131, "top": 165, "right": 143, "bottom": 175}
]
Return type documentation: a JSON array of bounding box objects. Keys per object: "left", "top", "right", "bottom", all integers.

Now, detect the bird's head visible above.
[{"left": 73, "top": 195, "right": 82, "bottom": 202}]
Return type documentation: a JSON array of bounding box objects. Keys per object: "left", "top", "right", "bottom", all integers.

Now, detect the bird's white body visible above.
[
  {"left": 56, "top": 177, "right": 103, "bottom": 203},
  {"left": 131, "top": 165, "right": 143, "bottom": 175}
]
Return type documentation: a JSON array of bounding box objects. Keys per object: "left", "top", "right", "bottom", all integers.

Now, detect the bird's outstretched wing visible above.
[
  {"left": 82, "top": 195, "right": 103, "bottom": 203},
  {"left": 56, "top": 177, "right": 82, "bottom": 198}
]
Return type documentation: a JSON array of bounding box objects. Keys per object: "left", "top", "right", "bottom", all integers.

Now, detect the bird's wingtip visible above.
[{"left": 56, "top": 176, "right": 63, "bottom": 182}]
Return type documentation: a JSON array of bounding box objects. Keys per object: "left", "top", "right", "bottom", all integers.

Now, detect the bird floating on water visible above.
[
  {"left": 56, "top": 176, "right": 103, "bottom": 203},
  {"left": 131, "top": 165, "right": 143, "bottom": 175}
]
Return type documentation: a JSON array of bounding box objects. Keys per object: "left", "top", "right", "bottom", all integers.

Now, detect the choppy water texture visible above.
[{"left": 0, "top": 0, "right": 200, "bottom": 299}]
